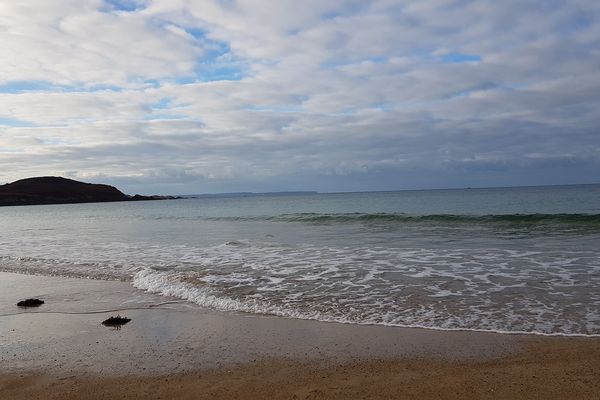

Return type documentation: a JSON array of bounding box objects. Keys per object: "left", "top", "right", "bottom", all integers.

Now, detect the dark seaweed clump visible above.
[
  {"left": 102, "top": 315, "right": 131, "bottom": 326},
  {"left": 17, "top": 298, "right": 44, "bottom": 307}
]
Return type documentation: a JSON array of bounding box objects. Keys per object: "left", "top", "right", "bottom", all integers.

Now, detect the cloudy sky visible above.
[{"left": 0, "top": 0, "right": 599, "bottom": 194}]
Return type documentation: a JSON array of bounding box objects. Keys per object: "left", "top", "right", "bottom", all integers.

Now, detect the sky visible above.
[{"left": 0, "top": 0, "right": 599, "bottom": 195}]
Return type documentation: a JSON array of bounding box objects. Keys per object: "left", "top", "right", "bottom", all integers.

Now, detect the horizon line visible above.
[{"left": 175, "top": 182, "right": 600, "bottom": 197}]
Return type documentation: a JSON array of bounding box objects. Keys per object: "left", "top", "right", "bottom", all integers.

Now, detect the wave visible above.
[
  {"left": 4, "top": 247, "right": 600, "bottom": 337},
  {"left": 188, "top": 212, "right": 600, "bottom": 226},
  {"left": 132, "top": 268, "right": 600, "bottom": 338},
  {"left": 280, "top": 212, "right": 600, "bottom": 224},
  {"left": 3, "top": 236, "right": 600, "bottom": 337}
]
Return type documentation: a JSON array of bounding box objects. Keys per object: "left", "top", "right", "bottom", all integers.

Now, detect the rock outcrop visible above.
[{"left": 0, "top": 176, "right": 174, "bottom": 206}]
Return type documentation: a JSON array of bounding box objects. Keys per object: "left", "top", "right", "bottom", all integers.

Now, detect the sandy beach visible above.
[
  {"left": 1, "top": 271, "right": 599, "bottom": 399},
  {"left": 3, "top": 0, "right": 600, "bottom": 397}
]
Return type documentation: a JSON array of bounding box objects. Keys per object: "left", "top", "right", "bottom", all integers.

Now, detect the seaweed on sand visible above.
[
  {"left": 17, "top": 298, "right": 44, "bottom": 307},
  {"left": 101, "top": 315, "right": 131, "bottom": 327}
]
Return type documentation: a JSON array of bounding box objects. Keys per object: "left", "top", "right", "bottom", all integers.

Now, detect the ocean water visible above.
[{"left": 1, "top": 185, "right": 599, "bottom": 336}]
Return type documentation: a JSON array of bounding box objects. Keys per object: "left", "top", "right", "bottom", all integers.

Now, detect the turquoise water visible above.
[{"left": 1, "top": 184, "right": 599, "bottom": 335}]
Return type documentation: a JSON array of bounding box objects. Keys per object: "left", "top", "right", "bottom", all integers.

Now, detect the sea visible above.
[{"left": 1, "top": 184, "right": 599, "bottom": 336}]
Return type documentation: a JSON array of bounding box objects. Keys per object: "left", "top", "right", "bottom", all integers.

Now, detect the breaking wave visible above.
[
  {"left": 3, "top": 239, "right": 600, "bottom": 337},
  {"left": 155, "top": 212, "right": 600, "bottom": 226}
]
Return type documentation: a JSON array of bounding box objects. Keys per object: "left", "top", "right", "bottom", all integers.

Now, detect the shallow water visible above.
[{"left": 1, "top": 184, "right": 599, "bottom": 336}]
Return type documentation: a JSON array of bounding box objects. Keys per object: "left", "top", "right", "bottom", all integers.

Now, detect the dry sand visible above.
[{"left": 1, "top": 272, "right": 599, "bottom": 399}]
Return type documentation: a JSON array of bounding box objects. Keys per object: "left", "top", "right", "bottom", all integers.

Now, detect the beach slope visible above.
[{"left": 1, "top": 272, "right": 599, "bottom": 399}]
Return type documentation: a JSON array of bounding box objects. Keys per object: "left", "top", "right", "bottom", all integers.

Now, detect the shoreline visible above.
[
  {"left": 1, "top": 272, "right": 600, "bottom": 398},
  {"left": 5, "top": 268, "right": 598, "bottom": 340}
]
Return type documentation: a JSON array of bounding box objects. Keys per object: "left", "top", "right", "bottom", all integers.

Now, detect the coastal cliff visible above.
[{"left": 0, "top": 176, "right": 174, "bottom": 206}]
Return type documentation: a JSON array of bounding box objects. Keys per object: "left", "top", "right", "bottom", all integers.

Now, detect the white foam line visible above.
[{"left": 131, "top": 268, "right": 600, "bottom": 339}]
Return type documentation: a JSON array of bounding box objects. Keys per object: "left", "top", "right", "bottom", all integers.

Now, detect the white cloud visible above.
[
  {"left": 0, "top": 0, "right": 599, "bottom": 192},
  {"left": 0, "top": 0, "right": 202, "bottom": 86}
]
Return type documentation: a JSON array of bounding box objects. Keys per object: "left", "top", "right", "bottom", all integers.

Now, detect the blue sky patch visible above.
[
  {"left": 441, "top": 53, "right": 482, "bottom": 63},
  {"left": 0, "top": 117, "right": 35, "bottom": 127},
  {"left": 0, "top": 81, "right": 59, "bottom": 93},
  {"left": 143, "top": 113, "right": 182, "bottom": 121},
  {"left": 202, "top": 41, "right": 231, "bottom": 62},
  {"left": 0, "top": 81, "right": 122, "bottom": 94},
  {"left": 194, "top": 65, "right": 244, "bottom": 82},
  {"left": 103, "top": 0, "right": 145, "bottom": 12},
  {"left": 151, "top": 97, "right": 173, "bottom": 110},
  {"left": 184, "top": 28, "right": 207, "bottom": 40}
]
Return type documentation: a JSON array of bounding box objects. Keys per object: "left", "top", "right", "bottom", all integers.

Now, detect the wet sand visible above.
[{"left": 1, "top": 272, "right": 599, "bottom": 399}]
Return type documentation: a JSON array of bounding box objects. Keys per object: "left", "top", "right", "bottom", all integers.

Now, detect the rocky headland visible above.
[{"left": 0, "top": 176, "right": 176, "bottom": 206}]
